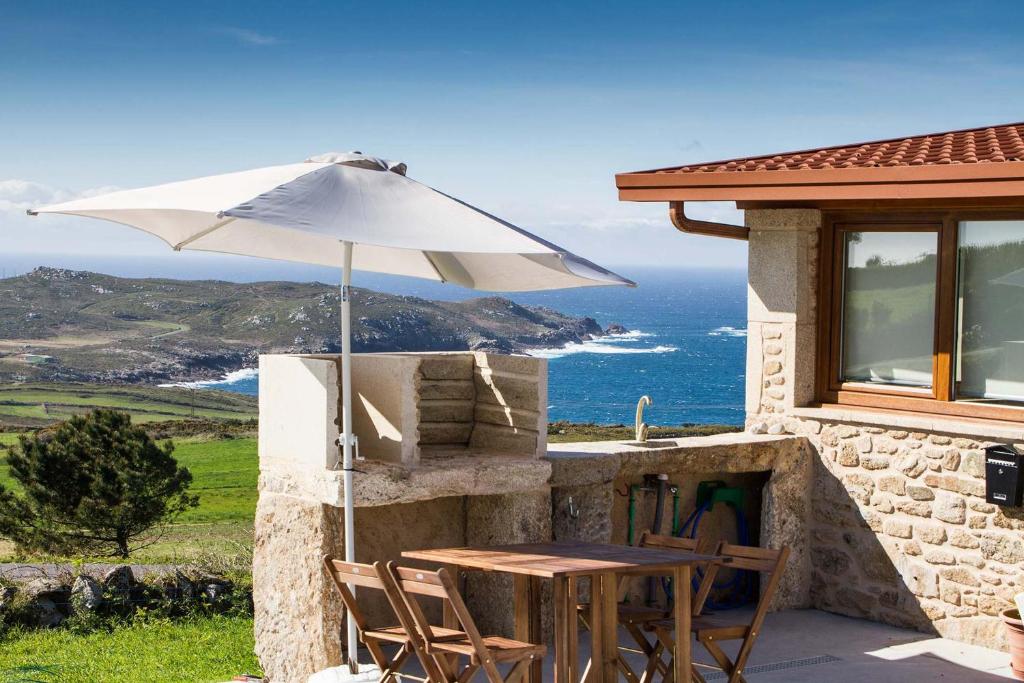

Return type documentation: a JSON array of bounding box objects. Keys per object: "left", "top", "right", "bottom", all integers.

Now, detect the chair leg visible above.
[
  {"left": 504, "top": 659, "right": 532, "bottom": 683},
  {"left": 699, "top": 637, "right": 747, "bottom": 683},
  {"left": 617, "top": 652, "right": 640, "bottom": 683},
  {"left": 457, "top": 663, "right": 479, "bottom": 683},
  {"left": 640, "top": 639, "right": 663, "bottom": 683},
  {"left": 727, "top": 634, "right": 756, "bottom": 683},
  {"left": 379, "top": 646, "right": 410, "bottom": 683}
]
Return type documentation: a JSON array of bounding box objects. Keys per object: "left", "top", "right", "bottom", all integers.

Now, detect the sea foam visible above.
[
  {"left": 526, "top": 330, "right": 676, "bottom": 359},
  {"left": 159, "top": 367, "right": 258, "bottom": 389},
  {"left": 708, "top": 326, "right": 747, "bottom": 338}
]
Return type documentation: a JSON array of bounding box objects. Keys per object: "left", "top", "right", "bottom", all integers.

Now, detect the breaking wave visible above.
[
  {"left": 526, "top": 330, "right": 676, "bottom": 359},
  {"left": 159, "top": 367, "right": 258, "bottom": 390},
  {"left": 708, "top": 326, "right": 747, "bottom": 338}
]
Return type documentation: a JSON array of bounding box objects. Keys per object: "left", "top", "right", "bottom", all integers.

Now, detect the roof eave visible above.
[{"left": 616, "top": 164, "right": 1024, "bottom": 203}]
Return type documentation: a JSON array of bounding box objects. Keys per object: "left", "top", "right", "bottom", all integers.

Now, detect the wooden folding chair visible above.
[
  {"left": 323, "top": 556, "right": 463, "bottom": 682},
  {"left": 576, "top": 533, "right": 721, "bottom": 683},
  {"left": 645, "top": 543, "right": 790, "bottom": 683},
  {"left": 382, "top": 561, "right": 546, "bottom": 683}
]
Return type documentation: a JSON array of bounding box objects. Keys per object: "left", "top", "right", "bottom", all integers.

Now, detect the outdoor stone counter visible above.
[
  {"left": 259, "top": 453, "right": 551, "bottom": 508},
  {"left": 546, "top": 433, "right": 814, "bottom": 612}
]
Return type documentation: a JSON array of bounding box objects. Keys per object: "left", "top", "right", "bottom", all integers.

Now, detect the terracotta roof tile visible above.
[{"left": 650, "top": 122, "right": 1024, "bottom": 175}]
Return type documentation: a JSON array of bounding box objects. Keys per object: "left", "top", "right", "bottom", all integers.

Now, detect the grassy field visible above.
[
  {"left": 0, "top": 615, "right": 260, "bottom": 683},
  {"left": 0, "top": 420, "right": 738, "bottom": 563},
  {"left": 0, "top": 383, "right": 256, "bottom": 429},
  {"left": 0, "top": 435, "right": 259, "bottom": 564}
]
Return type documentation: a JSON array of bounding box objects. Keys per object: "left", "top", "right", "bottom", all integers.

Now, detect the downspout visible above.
[{"left": 669, "top": 201, "right": 749, "bottom": 241}]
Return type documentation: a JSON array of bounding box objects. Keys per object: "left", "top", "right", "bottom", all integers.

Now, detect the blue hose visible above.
[{"left": 663, "top": 499, "right": 753, "bottom": 609}]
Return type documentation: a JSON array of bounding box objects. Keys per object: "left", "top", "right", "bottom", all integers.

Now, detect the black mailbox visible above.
[{"left": 985, "top": 444, "right": 1024, "bottom": 507}]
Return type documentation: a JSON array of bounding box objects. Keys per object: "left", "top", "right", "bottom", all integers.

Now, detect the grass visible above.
[
  {"left": 0, "top": 615, "right": 260, "bottom": 683},
  {"left": 0, "top": 422, "right": 740, "bottom": 562},
  {"left": 0, "top": 435, "right": 258, "bottom": 564},
  {"left": 0, "top": 383, "right": 256, "bottom": 429}
]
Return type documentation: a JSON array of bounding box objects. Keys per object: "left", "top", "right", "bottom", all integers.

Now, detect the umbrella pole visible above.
[{"left": 340, "top": 240, "right": 359, "bottom": 673}]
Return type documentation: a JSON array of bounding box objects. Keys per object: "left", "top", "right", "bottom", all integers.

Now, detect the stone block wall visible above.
[
  {"left": 750, "top": 415, "right": 1024, "bottom": 647},
  {"left": 347, "top": 351, "right": 547, "bottom": 463},
  {"left": 743, "top": 206, "right": 1024, "bottom": 650},
  {"left": 255, "top": 352, "right": 552, "bottom": 682}
]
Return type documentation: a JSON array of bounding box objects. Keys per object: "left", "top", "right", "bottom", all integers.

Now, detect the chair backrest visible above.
[
  {"left": 638, "top": 531, "right": 706, "bottom": 554},
  {"left": 637, "top": 532, "right": 723, "bottom": 613},
  {"left": 385, "top": 564, "right": 482, "bottom": 643},
  {"left": 384, "top": 562, "right": 503, "bottom": 681},
  {"left": 717, "top": 543, "right": 790, "bottom": 625},
  {"left": 322, "top": 556, "right": 388, "bottom": 635}
]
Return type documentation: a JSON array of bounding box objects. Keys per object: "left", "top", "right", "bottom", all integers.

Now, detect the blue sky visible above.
[{"left": 2, "top": 1, "right": 1023, "bottom": 279}]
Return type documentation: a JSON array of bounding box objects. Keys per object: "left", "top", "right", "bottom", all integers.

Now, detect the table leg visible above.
[
  {"left": 515, "top": 575, "right": 543, "bottom": 683},
  {"left": 673, "top": 566, "right": 692, "bottom": 683},
  {"left": 441, "top": 565, "right": 462, "bottom": 673},
  {"left": 530, "top": 576, "right": 543, "bottom": 683},
  {"left": 599, "top": 572, "right": 618, "bottom": 683},
  {"left": 567, "top": 576, "right": 579, "bottom": 683},
  {"left": 587, "top": 574, "right": 603, "bottom": 683},
  {"left": 443, "top": 563, "right": 464, "bottom": 629},
  {"left": 554, "top": 577, "right": 570, "bottom": 683}
]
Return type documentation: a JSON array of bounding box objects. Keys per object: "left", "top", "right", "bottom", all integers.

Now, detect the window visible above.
[
  {"left": 841, "top": 230, "right": 937, "bottom": 389},
  {"left": 819, "top": 213, "right": 1024, "bottom": 422},
  {"left": 956, "top": 221, "right": 1024, "bottom": 406}
]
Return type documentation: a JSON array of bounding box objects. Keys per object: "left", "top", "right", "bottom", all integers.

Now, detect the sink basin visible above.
[{"left": 622, "top": 439, "right": 677, "bottom": 449}]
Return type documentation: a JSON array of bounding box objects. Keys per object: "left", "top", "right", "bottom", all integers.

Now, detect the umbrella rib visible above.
[
  {"left": 422, "top": 251, "right": 449, "bottom": 283},
  {"left": 172, "top": 216, "right": 237, "bottom": 251}
]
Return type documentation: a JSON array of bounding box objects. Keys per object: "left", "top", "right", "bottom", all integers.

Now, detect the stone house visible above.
[
  {"left": 253, "top": 122, "right": 1024, "bottom": 681},
  {"left": 616, "top": 121, "right": 1024, "bottom": 647}
]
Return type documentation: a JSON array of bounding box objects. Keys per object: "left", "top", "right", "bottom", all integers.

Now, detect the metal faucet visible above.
[{"left": 635, "top": 395, "right": 652, "bottom": 442}]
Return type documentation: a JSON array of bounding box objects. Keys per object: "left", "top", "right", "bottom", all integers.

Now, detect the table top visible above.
[{"left": 402, "top": 541, "right": 725, "bottom": 578}]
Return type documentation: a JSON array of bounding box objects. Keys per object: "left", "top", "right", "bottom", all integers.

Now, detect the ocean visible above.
[{"left": 174, "top": 267, "right": 748, "bottom": 427}]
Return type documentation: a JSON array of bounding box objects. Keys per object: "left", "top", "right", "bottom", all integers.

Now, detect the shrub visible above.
[{"left": 0, "top": 410, "right": 198, "bottom": 558}]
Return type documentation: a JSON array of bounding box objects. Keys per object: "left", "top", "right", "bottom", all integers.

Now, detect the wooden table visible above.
[{"left": 403, "top": 541, "right": 723, "bottom": 683}]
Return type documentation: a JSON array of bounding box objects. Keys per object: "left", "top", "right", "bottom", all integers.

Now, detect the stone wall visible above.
[
  {"left": 255, "top": 352, "right": 552, "bottom": 682},
  {"left": 749, "top": 413, "right": 1024, "bottom": 647},
  {"left": 547, "top": 433, "right": 814, "bottom": 613},
  {"left": 743, "top": 207, "right": 1024, "bottom": 650}
]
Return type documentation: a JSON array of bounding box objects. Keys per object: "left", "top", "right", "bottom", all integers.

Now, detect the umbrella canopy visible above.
[
  {"left": 30, "top": 152, "right": 633, "bottom": 291},
  {"left": 29, "top": 152, "right": 632, "bottom": 676}
]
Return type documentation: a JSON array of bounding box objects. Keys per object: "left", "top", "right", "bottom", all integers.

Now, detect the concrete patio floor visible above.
[
  {"left": 316, "top": 608, "right": 1016, "bottom": 682},
  {"left": 611, "top": 608, "right": 1015, "bottom": 682}
]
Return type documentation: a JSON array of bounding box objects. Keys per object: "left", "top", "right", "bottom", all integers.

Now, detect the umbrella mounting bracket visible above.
[{"left": 335, "top": 433, "right": 363, "bottom": 460}]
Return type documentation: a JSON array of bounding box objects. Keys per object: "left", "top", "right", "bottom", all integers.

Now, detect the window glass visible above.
[
  {"left": 841, "top": 230, "right": 937, "bottom": 388},
  {"left": 956, "top": 221, "right": 1024, "bottom": 403}
]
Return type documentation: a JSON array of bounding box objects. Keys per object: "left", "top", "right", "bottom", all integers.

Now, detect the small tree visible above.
[{"left": 0, "top": 409, "right": 198, "bottom": 558}]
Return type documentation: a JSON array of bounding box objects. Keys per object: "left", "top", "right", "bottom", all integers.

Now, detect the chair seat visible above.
[
  {"left": 577, "top": 601, "right": 670, "bottom": 624},
  {"left": 430, "top": 635, "right": 547, "bottom": 663},
  {"left": 365, "top": 624, "right": 466, "bottom": 644},
  {"left": 648, "top": 613, "right": 750, "bottom": 640}
]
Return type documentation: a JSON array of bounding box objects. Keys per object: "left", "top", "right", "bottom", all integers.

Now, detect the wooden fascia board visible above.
[
  {"left": 618, "top": 178, "right": 1024, "bottom": 203},
  {"left": 615, "top": 162, "right": 1024, "bottom": 189}
]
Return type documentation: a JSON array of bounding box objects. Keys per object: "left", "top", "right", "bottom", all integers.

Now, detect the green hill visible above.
[{"left": 0, "top": 267, "right": 613, "bottom": 384}]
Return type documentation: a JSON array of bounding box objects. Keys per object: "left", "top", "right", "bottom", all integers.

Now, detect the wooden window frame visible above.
[{"left": 816, "top": 209, "right": 1024, "bottom": 423}]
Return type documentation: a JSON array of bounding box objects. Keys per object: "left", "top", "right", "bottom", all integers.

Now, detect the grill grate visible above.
[{"left": 702, "top": 654, "right": 842, "bottom": 680}]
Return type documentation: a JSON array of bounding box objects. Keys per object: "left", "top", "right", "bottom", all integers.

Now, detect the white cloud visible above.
[
  {"left": 0, "top": 179, "right": 164, "bottom": 256},
  {"left": 0, "top": 179, "right": 120, "bottom": 216},
  {"left": 215, "top": 27, "right": 282, "bottom": 47},
  {"left": 535, "top": 201, "right": 742, "bottom": 234}
]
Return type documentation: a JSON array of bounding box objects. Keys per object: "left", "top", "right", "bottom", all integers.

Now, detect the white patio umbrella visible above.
[{"left": 29, "top": 151, "right": 634, "bottom": 672}]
